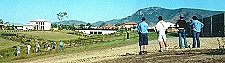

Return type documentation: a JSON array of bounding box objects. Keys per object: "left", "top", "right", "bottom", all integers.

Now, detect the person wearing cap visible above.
[
  {"left": 155, "top": 16, "right": 169, "bottom": 52},
  {"left": 137, "top": 17, "right": 149, "bottom": 55},
  {"left": 189, "top": 16, "right": 204, "bottom": 48},
  {"left": 175, "top": 15, "right": 189, "bottom": 49}
]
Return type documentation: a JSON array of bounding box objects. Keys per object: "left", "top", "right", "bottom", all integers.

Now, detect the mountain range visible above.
[{"left": 53, "top": 7, "right": 224, "bottom": 26}]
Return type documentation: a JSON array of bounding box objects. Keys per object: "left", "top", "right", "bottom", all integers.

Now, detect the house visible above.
[
  {"left": 76, "top": 30, "right": 117, "bottom": 35},
  {"left": 23, "top": 24, "right": 35, "bottom": 30},
  {"left": 13, "top": 23, "right": 24, "bottom": 30},
  {"left": 120, "top": 22, "right": 137, "bottom": 29},
  {"left": 28, "top": 19, "right": 51, "bottom": 30},
  {"left": 102, "top": 24, "right": 116, "bottom": 29}
]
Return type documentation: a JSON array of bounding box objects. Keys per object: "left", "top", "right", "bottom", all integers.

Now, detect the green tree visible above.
[
  {"left": 4, "top": 22, "right": 10, "bottom": 30},
  {"left": 0, "top": 19, "right": 3, "bottom": 24},
  {"left": 132, "top": 25, "right": 137, "bottom": 29},
  {"left": 100, "top": 22, "right": 106, "bottom": 27},
  {"left": 79, "top": 24, "right": 85, "bottom": 29},
  {"left": 57, "top": 12, "right": 68, "bottom": 30},
  {"left": 114, "top": 23, "right": 121, "bottom": 26},
  {"left": 51, "top": 24, "right": 57, "bottom": 28},
  {"left": 86, "top": 23, "right": 92, "bottom": 29}
]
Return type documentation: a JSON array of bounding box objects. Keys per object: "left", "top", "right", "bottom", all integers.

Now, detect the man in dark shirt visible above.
[{"left": 175, "top": 15, "right": 189, "bottom": 49}]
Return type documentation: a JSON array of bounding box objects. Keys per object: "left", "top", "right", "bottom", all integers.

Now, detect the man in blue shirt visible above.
[
  {"left": 59, "top": 40, "right": 63, "bottom": 51},
  {"left": 189, "top": 16, "right": 204, "bottom": 48},
  {"left": 137, "top": 17, "right": 148, "bottom": 55},
  {"left": 17, "top": 45, "right": 21, "bottom": 56}
]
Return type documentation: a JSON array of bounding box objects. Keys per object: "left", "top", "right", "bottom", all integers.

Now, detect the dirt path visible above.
[{"left": 11, "top": 37, "right": 220, "bottom": 63}]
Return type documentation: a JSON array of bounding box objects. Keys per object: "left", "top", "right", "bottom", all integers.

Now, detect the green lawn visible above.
[
  {"left": 0, "top": 38, "right": 21, "bottom": 50},
  {"left": 0, "top": 31, "right": 164, "bottom": 62},
  {"left": 17, "top": 31, "right": 83, "bottom": 41}
]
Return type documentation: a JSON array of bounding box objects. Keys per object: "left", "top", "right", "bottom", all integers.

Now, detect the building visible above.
[
  {"left": 186, "top": 12, "right": 225, "bottom": 37},
  {"left": 102, "top": 24, "right": 116, "bottom": 29},
  {"left": 28, "top": 19, "right": 51, "bottom": 30},
  {"left": 120, "top": 22, "right": 137, "bottom": 28},
  {"left": 76, "top": 30, "right": 117, "bottom": 35},
  {"left": 23, "top": 24, "right": 35, "bottom": 30}
]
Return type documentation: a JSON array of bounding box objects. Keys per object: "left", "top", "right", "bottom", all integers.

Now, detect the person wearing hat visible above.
[
  {"left": 155, "top": 16, "right": 169, "bottom": 52},
  {"left": 189, "top": 16, "right": 204, "bottom": 48},
  {"left": 175, "top": 15, "right": 189, "bottom": 49},
  {"left": 137, "top": 17, "right": 149, "bottom": 55}
]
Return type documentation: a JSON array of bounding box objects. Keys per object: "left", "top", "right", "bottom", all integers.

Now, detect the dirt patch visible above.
[{"left": 97, "top": 49, "right": 225, "bottom": 63}]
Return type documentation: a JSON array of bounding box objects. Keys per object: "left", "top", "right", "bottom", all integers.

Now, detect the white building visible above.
[
  {"left": 23, "top": 24, "right": 35, "bottom": 30},
  {"left": 76, "top": 30, "right": 117, "bottom": 35},
  {"left": 27, "top": 19, "right": 51, "bottom": 30},
  {"left": 120, "top": 22, "right": 137, "bottom": 28}
]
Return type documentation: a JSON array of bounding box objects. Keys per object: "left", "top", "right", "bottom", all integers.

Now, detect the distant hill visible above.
[
  {"left": 92, "top": 7, "right": 224, "bottom": 26},
  {"left": 52, "top": 20, "right": 87, "bottom": 26},
  {"left": 53, "top": 7, "right": 224, "bottom": 26}
]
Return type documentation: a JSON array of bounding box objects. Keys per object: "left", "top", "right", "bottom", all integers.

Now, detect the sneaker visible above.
[
  {"left": 185, "top": 46, "right": 189, "bottom": 48},
  {"left": 143, "top": 51, "right": 147, "bottom": 55},
  {"left": 180, "top": 47, "right": 182, "bottom": 49},
  {"left": 159, "top": 49, "right": 163, "bottom": 52},
  {"left": 139, "top": 51, "right": 143, "bottom": 55}
]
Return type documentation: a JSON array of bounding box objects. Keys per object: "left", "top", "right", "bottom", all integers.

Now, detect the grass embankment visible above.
[
  {"left": 0, "top": 31, "right": 161, "bottom": 62},
  {"left": 16, "top": 31, "right": 82, "bottom": 41},
  {"left": 0, "top": 38, "right": 21, "bottom": 50}
]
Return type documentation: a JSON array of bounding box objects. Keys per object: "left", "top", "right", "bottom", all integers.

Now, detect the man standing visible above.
[
  {"left": 155, "top": 16, "right": 169, "bottom": 52},
  {"left": 137, "top": 17, "right": 149, "bottom": 55},
  {"left": 17, "top": 45, "right": 21, "bottom": 56},
  {"left": 175, "top": 15, "right": 189, "bottom": 49},
  {"left": 59, "top": 40, "right": 63, "bottom": 51},
  {"left": 52, "top": 42, "right": 56, "bottom": 51},
  {"left": 189, "top": 16, "right": 204, "bottom": 48},
  {"left": 36, "top": 43, "right": 40, "bottom": 53},
  {"left": 27, "top": 44, "right": 31, "bottom": 54}
]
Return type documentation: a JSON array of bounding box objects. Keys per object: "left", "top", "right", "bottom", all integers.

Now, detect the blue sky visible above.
[{"left": 0, "top": 0, "right": 225, "bottom": 24}]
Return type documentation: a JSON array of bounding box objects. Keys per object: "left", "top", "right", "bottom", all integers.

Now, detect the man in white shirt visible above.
[
  {"left": 155, "top": 16, "right": 169, "bottom": 52},
  {"left": 27, "top": 44, "right": 31, "bottom": 54}
]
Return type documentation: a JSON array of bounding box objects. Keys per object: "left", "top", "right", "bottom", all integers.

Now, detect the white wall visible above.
[
  {"left": 76, "top": 30, "right": 117, "bottom": 34},
  {"left": 23, "top": 25, "right": 34, "bottom": 30},
  {"left": 30, "top": 19, "right": 51, "bottom": 30}
]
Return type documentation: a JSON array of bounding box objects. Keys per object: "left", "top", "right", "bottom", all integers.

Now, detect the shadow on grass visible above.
[
  {"left": 201, "top": 49, "right": 225, "bottom": 55},
  {"left": 169, "top": 49, "right": 225, "bottom": 55},
  {"left": 167, "top": 32, "right": 178, "bottom": 37}
]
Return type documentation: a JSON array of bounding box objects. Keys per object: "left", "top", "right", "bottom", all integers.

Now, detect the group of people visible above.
[
  {"left": 16, "top": 40, "right": 64, "bottom": 56},
  {"left": 137, "top": 15, "right": 204, "bottom": 55}
]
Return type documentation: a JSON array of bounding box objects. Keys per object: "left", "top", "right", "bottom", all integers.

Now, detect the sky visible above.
[{"left": 1, "top": 0, "right": 225, "bottom": 24}]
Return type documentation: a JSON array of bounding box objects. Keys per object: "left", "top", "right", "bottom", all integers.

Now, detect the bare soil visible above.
[{"left": 11, "top": 37, "right": 225, "bottom": 63}]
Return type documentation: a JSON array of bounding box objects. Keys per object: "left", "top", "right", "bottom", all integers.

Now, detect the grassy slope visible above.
[
  {"left": 0, "top": 38, "right": 21, "bottom": 50},
  {"left": 0, "top": 31, "right": 161, "bottom": 62},
  {"left": 17, "top": 31, "right": 82, "bottom": 41}
]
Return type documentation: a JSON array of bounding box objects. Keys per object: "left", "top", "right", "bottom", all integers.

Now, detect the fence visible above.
[{"left": 186, "top": 13, "right": 225, "bottom": 37}]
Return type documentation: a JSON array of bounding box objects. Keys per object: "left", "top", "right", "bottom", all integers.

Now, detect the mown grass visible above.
[
  {"left": 0, "top": 31, "right": 169, "bottom": 62},
  {"left": 0, "top": 38, "right": 22, "bottom": 50},
  {"left": 17, "top": 31, "right": 82, "bottom": 41}
]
